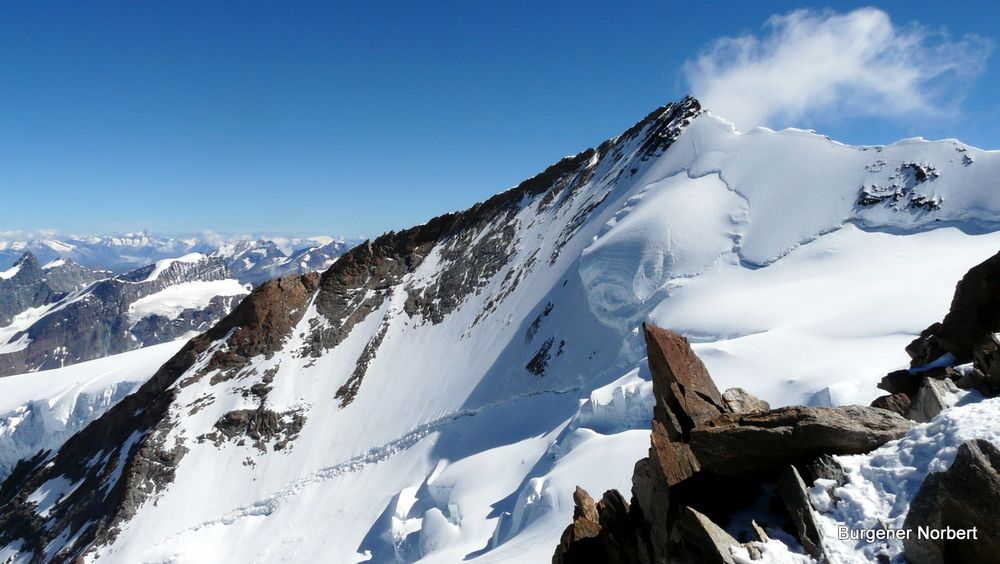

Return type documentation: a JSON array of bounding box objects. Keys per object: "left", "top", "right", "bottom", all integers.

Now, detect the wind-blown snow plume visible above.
[{"left": 684, "top": 8, "right": 992, "bottom": 131}]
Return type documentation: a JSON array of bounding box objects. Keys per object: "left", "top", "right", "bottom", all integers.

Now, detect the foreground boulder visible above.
[
  {"left": 555, "top": 324, "right": 913, "bottom": 564},
  {"left": 904, "top": 439, "right": 1000, "bottom": 564},
  {"left": 688, "top": 405, "right": 913, "bottom": 477}
]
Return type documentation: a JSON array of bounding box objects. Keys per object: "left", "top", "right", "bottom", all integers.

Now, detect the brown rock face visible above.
[
  {"left": 641, "top": 324, "right": 732, "bottom": 558},
  {"left": 642, "top": 323, "right": 729, "bottom": 489},
  {"left": 904, "top": 439, "right": 1000, "bottom": 564},
  {"left": 689, "top": 405, "right": 913, "bottom": 477},
  {"left": 907, "top": 251, "right": 1000, "bottom": 366},
  {"left": 643, "top": 323, "right": 728, "bottom": 438}
]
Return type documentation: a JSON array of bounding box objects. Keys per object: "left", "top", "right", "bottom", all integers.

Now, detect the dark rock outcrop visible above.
[
  {"left": 903, "top": 439, "right": 1000, "bottom": 564},
  {"left": 907, "top": 251, "right": 1000, "bottom": 366}
]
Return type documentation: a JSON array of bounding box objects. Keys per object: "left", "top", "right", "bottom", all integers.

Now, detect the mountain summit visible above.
[{"left": 2, "top": 97, "right": 1000, "bottom": 562}]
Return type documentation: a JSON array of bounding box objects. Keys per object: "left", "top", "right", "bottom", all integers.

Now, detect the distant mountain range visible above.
[
  {"left": 0, "top": 234, "right": 360, "bottom": 376},
  {"left": 0, "top": 233, "right": 360, "bottom": 283}
]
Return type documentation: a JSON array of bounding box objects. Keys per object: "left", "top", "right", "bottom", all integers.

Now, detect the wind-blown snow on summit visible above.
[{"left": 2, "top": 97, "right": 1000, "bottom": 563}]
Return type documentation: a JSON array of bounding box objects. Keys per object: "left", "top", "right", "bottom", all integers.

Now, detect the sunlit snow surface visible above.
[{"left": 5, "top": 112, "right": 1000, "bottom": 563}]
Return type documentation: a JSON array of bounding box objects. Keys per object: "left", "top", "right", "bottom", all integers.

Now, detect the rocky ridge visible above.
[
  {"left": 554, "top": 324, "right": 913, "bottom": 564},
  {"left": 0, "top": 98, "right": 704, "bottom": 562}
]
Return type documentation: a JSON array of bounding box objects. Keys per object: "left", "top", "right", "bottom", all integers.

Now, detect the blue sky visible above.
[{"left": 1, "top": 1, "right": 997, "bottom": 237}]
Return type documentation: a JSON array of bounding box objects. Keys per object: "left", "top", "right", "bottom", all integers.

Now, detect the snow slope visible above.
[
  {"left": 0, "top": 339, "right": 188, "bottom": 480},
  {"left": 3, "top": 99, "right": 1000, "bottom": 563}
]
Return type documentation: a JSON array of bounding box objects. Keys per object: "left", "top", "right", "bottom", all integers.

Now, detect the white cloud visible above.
[{"left": 684, "top": 8, "right": 992, "bottom": 131}]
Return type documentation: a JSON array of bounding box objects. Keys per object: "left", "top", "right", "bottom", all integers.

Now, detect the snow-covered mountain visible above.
[
  {"left": 2, "top": 96, "right": 1000, "bottom": 563},
  {"left": 0, "top": 254, "right": 248, "bottom": 377},
  {"left": 0, "top": 234, "right": 356, "bottom": 284},
  {"left": 0, "top": 253, "right": 107, "bottom": 327}
]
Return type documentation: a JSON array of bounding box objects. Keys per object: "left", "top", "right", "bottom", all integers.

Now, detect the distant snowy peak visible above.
[{"left": 0, "top": 233, "right": 213, "bottom": 273}]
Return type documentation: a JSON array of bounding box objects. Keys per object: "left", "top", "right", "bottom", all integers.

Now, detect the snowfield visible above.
[
  {"left": 3, "top": 105, "right": 1000, "bottom": 563},
  {"left": 128, "top": 279, "right": 249, "bottom": 322}
]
